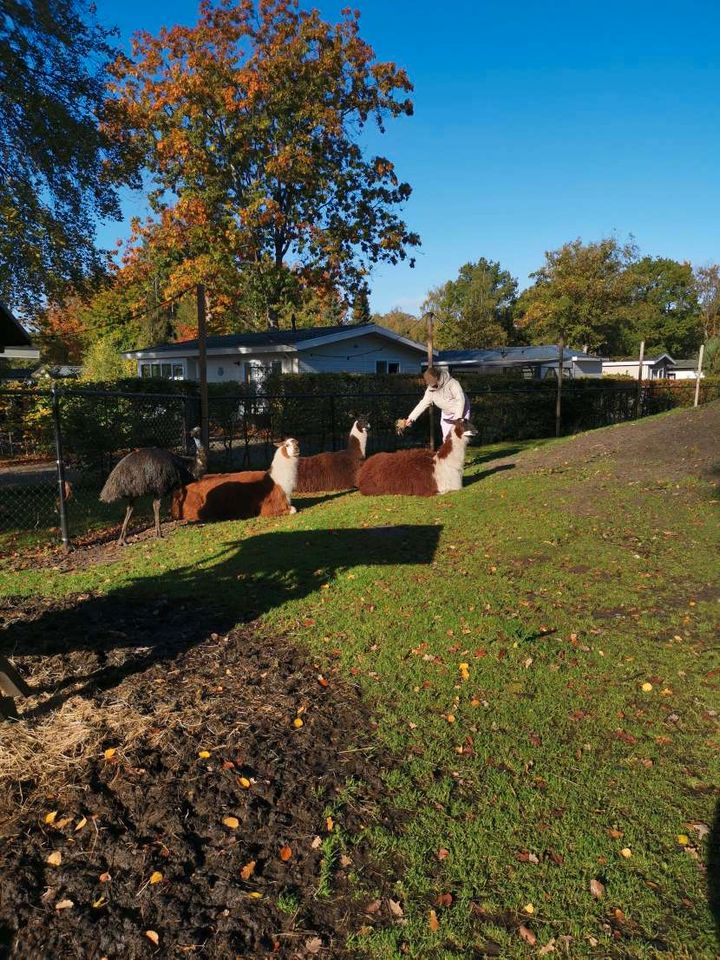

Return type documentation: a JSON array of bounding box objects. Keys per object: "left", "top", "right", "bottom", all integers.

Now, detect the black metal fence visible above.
[{"left": 0, "top": 378, "right": 715, "bottom": 552}]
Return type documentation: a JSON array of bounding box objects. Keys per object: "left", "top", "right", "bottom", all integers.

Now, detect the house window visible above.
[
  {"left": 388, "top": 362, "right": 400, "bottom": 374},
  {"left": 140, "top": 361, "right": 184, "bottom": 380},
  {"left": 217, "top": 366, "right": 224, "bottom": 377},
  {"left": 141, "top": 364, "right": 151, "bottom": 378},
  {"left": 270, "top": 360, "right": 282, "bottom": 376},
  {"left": 376, "top": 361, "right": 387, "bottom": 373},
  {"left": 172, "top": 364, "right": 184, "bottom": 380}
]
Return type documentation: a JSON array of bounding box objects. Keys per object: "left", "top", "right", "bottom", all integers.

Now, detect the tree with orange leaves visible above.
[{"left": 106, "top": 0, "right": 419, "bottom": 328}]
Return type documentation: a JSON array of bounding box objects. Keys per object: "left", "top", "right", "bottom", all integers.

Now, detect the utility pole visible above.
[
  {"left": 694, "top": 342, "right": 705, "bottom": 408},
  {"left": 196, "top": 284, "right": 209, "bottom": 450}
]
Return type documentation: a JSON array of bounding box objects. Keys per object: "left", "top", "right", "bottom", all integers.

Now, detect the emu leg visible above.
[
  {"left": 153, "top": 497, "right": 163, "bottom": 538},
  {"left": 118, "top": 502, "right": 134, "bottom": 546}
]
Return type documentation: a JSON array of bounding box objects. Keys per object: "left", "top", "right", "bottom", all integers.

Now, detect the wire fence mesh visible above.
[{"left": 0, "top": 377, "right": 715, "bottom": 553}]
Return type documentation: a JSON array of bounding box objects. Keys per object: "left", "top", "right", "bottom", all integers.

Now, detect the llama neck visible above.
[
  {"left": 269, "top": 447, "right": 298, "bottom": 502},
  {"left": 433, "top": 433, "right": 468, "bottom": 493},
  {"left": 348, "top": 424, "right": 367, "bottom": 458}
]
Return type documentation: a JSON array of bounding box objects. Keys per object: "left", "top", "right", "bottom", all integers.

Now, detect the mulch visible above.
[{"left": 0, "top": 598, "right": 400, "bottom": 959}]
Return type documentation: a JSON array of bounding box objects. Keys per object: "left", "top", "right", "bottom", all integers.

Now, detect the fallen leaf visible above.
[
  {"left": 523, "top": 902, "right": 535, "bottom": 914},
  {"left": 365, "top": 899, "right": 381, "bottom": 914},
  {"left": 99, "top": 872, "right": 111, "bottom": 883},
  {"left": 240, "top": 860, "right": 256, "bottom": 880},
  {"left": 516, "top": 850, "right": 539, "bottom": 864},
  {"left": 538, "top": 938, "right": 557, "bottom": 955},
  {"left": 446, "top": 714, "right": 456, "bottom": 723},
  {"left": 435, "top": 892, "right": 453, "bottom": 907},
  {"left": 44, "top": 811, "right": 58, "bottom": 825},
  {"left": 619, "top": 848, "right": 632, "bottom": 859},
  {"left": 92, "top": 896, "right": 107, "bottom": 909},
  {"left": 247, "top": 891, "right": 263, "bottom": 899},
  {"left": 55, "top": 899, "right": 74, "bottom": 911},
  {"left": 676, "top": 834, "right": 689, "bottom": 846},
  {"left": 55, "top": 817, "right": 72, "bottom": 829},
  {"left": 428, "top": 908, "right": 440, "bottom": 931},
  {"left": 238, "top": 777, "right": 251, "bottom": 789},
  {"left": 641, "top": 682, "right": 653, "bottom": 692},
  {"left": 103, "top": 747, "right": 117, "bottom": 760},
  {"left": 388, "top": 898, "right": 404, "bottom": 917},
  {"left": 607, "top": 828, "right": 623, "bottom": 839},
  {"left": 318, "top": 675, "right": 329, "bottom": 687},
  {"left": 145, "top": 930, "right": 159, "bottom": 946},
  {"left": 198, "top": 750, "right": 211, "bottom": 759},
  {"left": 305, "top": 937, "right": 323, "bottom": 955},
  {"left": 311, "top": 835, "right": 322, "bottom": 849},
  {"left": 47, "top": 851, "right": 62, "bottom": 867},
  {"left": 518, "top": 924, "right": 536, "bottom": 946},
  {"left": 222, "top": 816, "right": 240, "bottom": 829},
  {"left": 149, "top": 871, "right": 163, "bottom": 885},
  {"left": 437, "top": 847, "right": 450, "bottom": 860},
  {"left": 590, "top": 878, "right": 605, "bottom": 899},
  {"left": 221, "top": 760, "right": 235, "bottom": 769},
  {"left": 74, "top": 817, "right": 87, "bottom": 832},
  {"left": 279, "top": 845, "right": 292, "bottom": 862},
  {"left": 689, "top": 822, "right": 710, "bottom": 839},
  {"left": 326, "top": 816, "right": 334, "bottom": 832},
  {"left": 293, "top": 717, "right": 304, "bottom": 729}
]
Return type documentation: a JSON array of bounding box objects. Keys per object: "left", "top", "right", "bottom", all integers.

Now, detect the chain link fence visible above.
[{"left": 0, "top": 378, "right": 716, "bottom": 552}]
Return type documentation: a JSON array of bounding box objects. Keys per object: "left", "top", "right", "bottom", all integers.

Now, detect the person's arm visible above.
[
  {"left": 406, "top": 388, "right": 433, "bottom": 424},
  {"left": 445, "top": 379, "right": 466, "bottom": 420}
]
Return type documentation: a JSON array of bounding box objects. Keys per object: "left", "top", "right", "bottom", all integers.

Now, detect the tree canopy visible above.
[
  {"left": 0, "top": 0, "right": 132, "bottom": 314},
  {"left": 423, "top": 259, "right": 518, "bottom": 349},
  {"left": 106, "top": 0, "right": 419, "bottom": 328}
]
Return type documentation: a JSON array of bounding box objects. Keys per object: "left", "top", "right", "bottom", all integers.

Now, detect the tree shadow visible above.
[
  {"left": 1, "top": 524, "right": 441, "bottom": 720},
  {"left": 709, "top": 799, "right": 720, "bottom": 944},
  {"left": 464, "top": 463, "right": 516, "bottom": 486}
]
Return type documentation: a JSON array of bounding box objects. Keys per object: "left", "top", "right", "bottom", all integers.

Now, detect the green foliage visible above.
[
  {"left": 81, "top": 332, "right": 135, "bottom": 382},
  {"left": 705, "top": 336, "right": 720, "bottom": 374},
  {"left": 0, "top": 0, "right": 135, "bottom": 314},
  {"left": 370, "top": 307, "right": 421, "bottom": 340},
  {"left": 694, "top": 264, "right": 720, "bottom": 341},
  {"left": 423, "top": 259, "right": 519, "bottom": 349},
  {"left": 625, "top": 257, "right": 702, "bottom": 357}
]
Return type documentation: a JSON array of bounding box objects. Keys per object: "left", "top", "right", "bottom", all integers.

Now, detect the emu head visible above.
[
  {"left": 273, "top": 437, "right": 300, "bottom": 459},
  {"left": 190, "top": 426, "right": 208, "bottom": 478}
]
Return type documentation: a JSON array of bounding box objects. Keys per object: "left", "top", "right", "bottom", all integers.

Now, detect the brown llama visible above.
[
  {"left": 357, "top": 420, "right": 477, "bottom": 497},
  {"left": 171, "top": 438, "right": 300, "bottom": 521},
  {"left": 295, "top": 418, "right": 370, "bottom": 493}
]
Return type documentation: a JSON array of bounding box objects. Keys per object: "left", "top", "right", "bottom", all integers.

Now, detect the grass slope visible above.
[{"left": 1, "top": 409, "right": 719, "bottom": 958}]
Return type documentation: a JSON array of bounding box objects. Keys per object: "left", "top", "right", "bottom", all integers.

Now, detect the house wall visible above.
[
  {"left": 137, "top": 351, "right": 296, "bottom": 383},
  {"left": 297, "top": 333, "right": 423, "bottom": 374}
]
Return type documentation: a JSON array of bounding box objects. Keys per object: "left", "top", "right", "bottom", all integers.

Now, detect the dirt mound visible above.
[
  {"left": 507, "top": 401, "right": 720, "bottom": 483},
  {"left": 0, "top": 599, "right": 398, "bottom": 959}
]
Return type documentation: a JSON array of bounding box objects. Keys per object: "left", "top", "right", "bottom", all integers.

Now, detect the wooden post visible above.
[
  {"left": 51, "top": 385, "right": 70, "bottom": 552},
  {"left": 693, "top": 343, "right": 705, "bottom": 408},
  {"left": 196, "top": 284, "right": 209, "bottom": 451},
  {"left": 555, "top": 336, "right": 564, "bottom": 437},
  {"left": 635, "top": 339, "right": 645, "bottom": 418}
]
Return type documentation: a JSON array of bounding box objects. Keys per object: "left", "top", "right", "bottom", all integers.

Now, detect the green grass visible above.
[{"left": 1, "top": 433, "right": 718, "bottom": 958}]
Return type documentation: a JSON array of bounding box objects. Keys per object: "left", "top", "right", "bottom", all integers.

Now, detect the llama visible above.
[
  {"left": 171, "top": 438, "right": 300, "bottom": 522},
  {"left": 100, "top": 427, "right": 208, "bottom": 545},
  {"left": 357, "top": 419, "right": 477, "bottom": 497},
  {"left": 295, "top": 418, "right": 370, "bottom": 493}
]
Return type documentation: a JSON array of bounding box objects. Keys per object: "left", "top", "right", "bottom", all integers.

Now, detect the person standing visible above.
[{"left": 402, "top": 367, "right": 471, "bottom": 440}]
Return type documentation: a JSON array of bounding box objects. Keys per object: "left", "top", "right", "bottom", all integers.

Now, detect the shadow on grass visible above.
[
  {"left": 1, "top": 524, "right": 441, "bottom": 721},
  {"left": 464, "top": 463, "right": 515, "bottom": 486},
  {"left": 709, "top": 799, "right": 720, "bottom": 944}
]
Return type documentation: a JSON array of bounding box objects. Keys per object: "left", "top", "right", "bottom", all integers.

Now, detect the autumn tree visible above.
[
  {"left": 694, "top": 264, "right": 720, "bottom": 342},
  {"left": 351, "top": 288, "right": 371, "bottom": 325},
  {"left": 423, "top": 259, "right": 518, "bottom": 349},
  {"left": 0, "top": 0, "right": 133, "bottom": 314},
  {"left": 624, "top": 257, "right": 702, "bottom": 357},
  {"left": 370, "top": 307, "right": 421, "bottom": 340},
  {"left": 107, "top": 0, "right": 419, "bottom": 329},
  {"left": 516, "top": 238, "right": 638, "bottom": 354}
]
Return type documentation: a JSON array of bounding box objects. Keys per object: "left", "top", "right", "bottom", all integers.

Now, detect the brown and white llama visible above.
[
  {"left": 295, "top": 418, "right": 370, "bottom": 493},
  {"left": 171, "top": 438, "right": 300, "bottom": 521},
  {"left": 357, "top": 419, "right": 477, "bottom": 497}
]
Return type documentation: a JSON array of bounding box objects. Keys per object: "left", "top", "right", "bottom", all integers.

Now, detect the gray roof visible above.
[
  {"left": 436, "top": 345, "right": 602, "bottom": 365},
  {"left": 131, "top": 323, "right": 370, "bottom": 355}
]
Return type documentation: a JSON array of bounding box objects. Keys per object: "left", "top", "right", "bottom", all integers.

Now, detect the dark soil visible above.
[{"left": 0, "top": 596, "right": 401, "bottom": 959}]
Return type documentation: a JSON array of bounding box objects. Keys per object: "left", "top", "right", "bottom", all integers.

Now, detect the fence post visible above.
[
  {"left": 635, "top": 340, "right": 645, "bottom": 418},
  {"left": 51, "top": 385, "right": 71, "bottom": 552},
  {"left": 196, "top": 284, "right": 209, "bottom": 450},
  {"left": 694, "top": 343, "right": 705, "bottom": 408},
  {"left": 555, "top": 336, "right": 564, "bottom": 437}
]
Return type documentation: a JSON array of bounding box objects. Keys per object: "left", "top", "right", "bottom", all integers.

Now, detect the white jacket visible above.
[{"left": 407, "top": 370, "right": 466, "bottom": 423}]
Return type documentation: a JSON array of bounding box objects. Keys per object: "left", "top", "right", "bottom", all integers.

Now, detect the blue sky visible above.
[{"left": 95, "top": 0, "right": 720, "bottom": 315}]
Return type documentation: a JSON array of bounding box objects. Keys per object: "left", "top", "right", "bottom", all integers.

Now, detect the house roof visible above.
[
  {"left": 604, "top": 353, "right": 675, "bottom": 365},
  {"left": 435, "top": 345, "right": 603, "bottom": 366},
  {"left": 123, "top": 323, "right": 428, "bottom": 359},
  {"left": 0, "top": 301, "right": 33, "bottom": 348}
]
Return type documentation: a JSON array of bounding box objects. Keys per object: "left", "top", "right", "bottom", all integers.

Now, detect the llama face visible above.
[
  {"left": 278, "top": 438, "right": 300, "bottom": 458},
  {"left": 354, "top": 417, "right": 370, "bottom": 433},
  {"left": 453, "top": 419, "right": 477, "bottom": 440}
]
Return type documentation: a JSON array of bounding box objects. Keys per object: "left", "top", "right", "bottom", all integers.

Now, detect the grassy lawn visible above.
[{"left": 1, "top": 427, "right": 718, "bottom": 958}]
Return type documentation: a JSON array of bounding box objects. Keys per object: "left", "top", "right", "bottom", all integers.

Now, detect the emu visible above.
[
  {"left": 295, "top": 418, "right": 370, "bottom": 493},
  {"left": 357, "top": 419, "right": 477, "bottom": 497},
  {"left": 100, "top": 427, "right": 208, "bottom": 545},
  {"left": 171, "top": 438, "right": 300, "bottom": 522}
]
